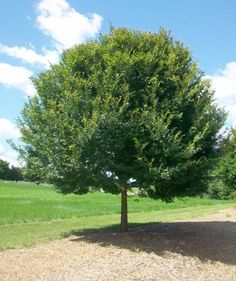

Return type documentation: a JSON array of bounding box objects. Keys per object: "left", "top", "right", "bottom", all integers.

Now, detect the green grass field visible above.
[{"left": 0, "top": 181, "right": 235, "bottom": 251}]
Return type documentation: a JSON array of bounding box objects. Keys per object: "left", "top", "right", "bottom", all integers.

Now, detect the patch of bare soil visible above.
[{"left": 0, "top": 208, "right": 236, "bottom": 281}]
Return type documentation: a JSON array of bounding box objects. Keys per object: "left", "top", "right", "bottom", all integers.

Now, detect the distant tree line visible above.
[
  {"left": 207, "top": 128, "right": 236, "bottom": 200},
  {"left": 0, "top": 159, "right": 23, "bottom": 181}
]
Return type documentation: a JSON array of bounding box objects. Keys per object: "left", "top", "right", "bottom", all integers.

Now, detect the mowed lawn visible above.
[{"left": 0, "top": 181, "right": 235, "bottom": 251}]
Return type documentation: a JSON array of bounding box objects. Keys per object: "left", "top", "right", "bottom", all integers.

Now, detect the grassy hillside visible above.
[{"left": 0, "top": 181, "right": 235, "bottom": 251}]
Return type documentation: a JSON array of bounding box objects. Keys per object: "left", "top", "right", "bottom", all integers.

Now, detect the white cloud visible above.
[
  {"left": 0, "top": 118, "right": 20, "bottom": 139},
  {"left": 0, "top": 0, "right": 103, "bottom": 100},
  {"left": 0, "top": 44, "right": 59, "bottom": 68},
  {"left": 207, "top": 62, "right": 236, "bottom": 127},
  {"left": 0, "top": 119, "right": 20, "bottom": 166},
  {"left": 0, "top": 144, "right": 19, "bottom": 166},
  {"left": 36, "top": 0, "right": 103, "bottom": 50},
  {"left": 0, "top": 118, "right": 20, "bottom": 166},
  {"left": 0, "top": 143, "right": 4, "bottom": 154},
  {"left": 0, "top": 62, "right": 36, "bottom": 96},
  {"left": 0, "top": 1, "right": 103, "bottom": 71}
]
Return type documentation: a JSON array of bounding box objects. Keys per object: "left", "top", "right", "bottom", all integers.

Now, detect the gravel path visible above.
[{"left": 0, "top": 208, "right": 236, "bottom": 281}]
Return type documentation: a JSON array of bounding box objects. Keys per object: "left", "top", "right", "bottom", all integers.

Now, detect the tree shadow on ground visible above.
[{"left": 64, "top": 220, "right": 236, "bottom": 265}]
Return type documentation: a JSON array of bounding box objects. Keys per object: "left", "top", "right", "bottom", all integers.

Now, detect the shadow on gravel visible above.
[{"left": 64, "top": 221, "right": 236, "bottom": 265}]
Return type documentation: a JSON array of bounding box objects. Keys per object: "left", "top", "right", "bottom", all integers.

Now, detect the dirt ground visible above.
[{"left": 0, "top": 208, "right": 236, "bottom": 281}]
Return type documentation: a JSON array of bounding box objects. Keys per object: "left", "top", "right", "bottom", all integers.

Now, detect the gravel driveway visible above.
[{"left": 0, "top": 208, "right": 236, "bottom": 281}]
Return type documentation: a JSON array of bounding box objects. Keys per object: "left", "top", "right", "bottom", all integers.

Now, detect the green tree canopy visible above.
[
  {"left": 18, "top": 28, "right": 225, "bottom": 231},
  {"left": 216, "top": 129, "right": 236, "bottom": 193},
  {"left": 0, "top": 159, "right": 23, "bottom": 181},
  {"left": 0, "top": 159, "right": 10, "bottom": 180}
]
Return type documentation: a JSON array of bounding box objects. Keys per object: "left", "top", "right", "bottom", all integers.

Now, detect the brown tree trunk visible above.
[{"left": 120, "top": 188, "right": 128, "bottom": 232}]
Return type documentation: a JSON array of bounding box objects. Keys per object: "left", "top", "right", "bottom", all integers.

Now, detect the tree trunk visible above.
[{"left": 120, "top": 188, "right": 128, "bottom": 232}]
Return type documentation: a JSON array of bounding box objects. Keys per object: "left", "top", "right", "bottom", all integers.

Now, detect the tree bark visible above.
[{"left": 120, "top": 187, "right": 128, "bottom": 232}]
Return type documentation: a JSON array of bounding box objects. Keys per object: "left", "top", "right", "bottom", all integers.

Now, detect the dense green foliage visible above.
[
  {"left": 0, "top": 159, "right": 23, "bottom": 181},
  {"left": 18, "top": 28, "right": 225, "bottom": 203},
  {"left": 208, "top": 129, "right": 236, "bottom": 199},
  {"left": 218, "top": 129, "right": 236, "bottom": 190},
  {"left": 18, "top": 28, "right": 226, "bottom": 232},
  {"left": 207, "top": 180, "right": 231, "bottom": 200}
]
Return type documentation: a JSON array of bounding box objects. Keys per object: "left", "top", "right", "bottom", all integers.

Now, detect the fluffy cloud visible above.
[
  {"left": 36, "top": 0, "right": 103, "bottom": 50},
  {"left": 0, "top": 119, "right": 20, "bottom": 166},
  {"left": 0, "top": 145, "right": 19, "bottom": 166},
  {"left": 0, "top": 44, "right": 59, "bottom": 68},
  {"left": 0, "top": 118, "right": 20, "bottom": 139},
  {"left": 0, "top": 0, "right": 103, "bottom": 69},
  {"left": 0, "top": 63, "right": 36, "bottom": 96},
  {"left": 207, "top": 62, "right": 236, "bottom": 127},
  {"left": 0, "top": 0, "right": 103, "bottom": 98},
  {"left": 0, "top": 143, "right": 4, "bottom": 154}
]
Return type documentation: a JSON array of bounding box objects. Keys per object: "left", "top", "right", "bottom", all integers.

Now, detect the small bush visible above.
[
  {"left": 207, "top": 179, "right": 230, "bottom": 199},
  {"left": 228, "top": 191, "right": 236, "bottom": 200}
]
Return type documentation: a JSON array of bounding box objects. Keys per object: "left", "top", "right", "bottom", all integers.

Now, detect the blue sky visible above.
[{"left": 0, "top": 0, "right": 236, "bottom": 165}]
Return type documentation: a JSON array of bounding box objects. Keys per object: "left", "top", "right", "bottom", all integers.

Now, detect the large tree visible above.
[{"left": 18, "top": 28, "right": 225, "bottom": 231}]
